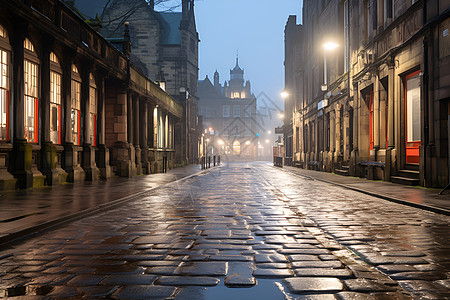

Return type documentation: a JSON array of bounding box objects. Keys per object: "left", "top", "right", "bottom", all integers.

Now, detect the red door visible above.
[{"left": 405, "top": 70, "right": 421, "bottom": 164}]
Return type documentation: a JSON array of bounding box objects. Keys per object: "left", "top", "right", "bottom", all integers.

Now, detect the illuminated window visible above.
[
  {"left": 0, "top": 25, "right": 10, "bottom": 141},
  {"left": 233, "top": 92, "right": 240, "bottom": 99},
  {"left": 24, "top": 39, "right": 39, "bottom": 143},
  {"left": 24, "top": 38, "right": 34, "bottom": 52},
  {"left": 50, "top": 53, "right": 62, "bottom": 144},
  {"left": 0, "top": 25, "right": 5, "bottom": 38},
  {"left": 71, "top": 65, "right": 81, "bottom": 145},
  {"left": 89, "top": 73, "right": 97, "bottom": 146}
]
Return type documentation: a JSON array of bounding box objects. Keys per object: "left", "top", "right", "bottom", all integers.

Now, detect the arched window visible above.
[
  {"left": 50, "top": 52, "right": 62, "bottom": 144},
  {"left": 89, "top": 73, "right": 97, "bottom": 146},
  {"left": 24, "top": 38, "right": 39, "bottom": 143},
  {"left": 71, "top": 64, "right": 81, "bottom": 145},
  {"left": 0, "top": 24, "right": 10, "bottom": 141}
]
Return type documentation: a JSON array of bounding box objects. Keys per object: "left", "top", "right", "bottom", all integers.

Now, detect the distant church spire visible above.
[{"left": 236, "top": 50, "right": 239, "bottom": 67}]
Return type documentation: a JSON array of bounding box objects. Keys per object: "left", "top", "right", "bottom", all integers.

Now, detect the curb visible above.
[
  {"left": 0, "top": 167, "right": 215, "bottom": 250},
  {"left": 278, "top": 166, "right": 450, "bottom": 216}
]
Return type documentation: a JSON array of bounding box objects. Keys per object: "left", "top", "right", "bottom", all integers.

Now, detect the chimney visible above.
[{"left": 123, "top": 22, "right": 131, "bottom": 58}]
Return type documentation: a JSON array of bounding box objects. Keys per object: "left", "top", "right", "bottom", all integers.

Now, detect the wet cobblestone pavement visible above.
[{"left": 0, "top": 162, "right": 449, "bottom": 299}]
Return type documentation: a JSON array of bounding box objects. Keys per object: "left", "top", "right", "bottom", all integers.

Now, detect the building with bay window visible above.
[
  {"left": 0, "top": 0, "right": 183, "bottom": 190},
  {"left": 284, "top": 0, "right": 449, "bottom": 188}
]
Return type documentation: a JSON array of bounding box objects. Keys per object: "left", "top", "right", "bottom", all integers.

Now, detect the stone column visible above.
[
  {"left": 335, "top": 105, "right": 341, "bottom": 159},
  {"left": 11, "top": 22, "right": 33, "bottom": 189},
  {"left": 133, "top": 94, "right": 142, "bottom": 175},
  {"left": 62, "top": 52, "right": 85, "bottom": 183},
  {"left": 127, "top": 91, "right": 137, "bottom": 176},
  {"left": 96, "top": 69, "right": 112, "bottom": 179},
  {"left": 112, "top": 90, "right": 133, "bottom": 177},
  {"left": 40, "top": 37, "right": 66, "bottom": 186},
  {"left": 330, "top": 110, "right": 336, "bottom": 171},
  {"left": 81, "top": 64, "right": 100, "bottom": 181},
  {"left": 373, "top": 76, "right": 381, "bottom": 160},
  {"left": 140, "top": 100, "right": 150, "bottom": 174},
  {"left": 379, "top": 80, "right": 387, "bottom": 149}
]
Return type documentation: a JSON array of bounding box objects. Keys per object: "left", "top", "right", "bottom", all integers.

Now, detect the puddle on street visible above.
[{"left": 186, "top": 279, "right": 286, "bottom": 300}]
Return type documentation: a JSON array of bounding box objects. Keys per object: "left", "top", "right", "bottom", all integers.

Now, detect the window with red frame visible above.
[
  {"left": 50, "top": 53, "right": 62, "bottom": 144},
  {"left": 71, "top": 65, "right": 81, "bottom": 145}
]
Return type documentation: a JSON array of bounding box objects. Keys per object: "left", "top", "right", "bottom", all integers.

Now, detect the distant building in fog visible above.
[{"left": 199, "top": 58, "right": 263, "bottom": 160}]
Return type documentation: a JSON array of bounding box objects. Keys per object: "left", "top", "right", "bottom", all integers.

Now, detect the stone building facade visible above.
[
  {"left": 93, "top": 0, "right": 200, "bottom": 166},
  {"left": 198, "top": 59, "right": 260, "bottom": 160},
  {"left": 284, "top": 0, "right": 449, "bottom": 188},
  {"left": 0, "top": 0, "right": 182, "bottom": 190}
]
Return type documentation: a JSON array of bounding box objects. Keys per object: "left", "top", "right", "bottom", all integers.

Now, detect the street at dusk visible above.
[
  {"left": 1, "top": 162, "right": 449, "bottom": 299},
  {"left": 0, "top": 0, "right": 449, "bottom": 299}
]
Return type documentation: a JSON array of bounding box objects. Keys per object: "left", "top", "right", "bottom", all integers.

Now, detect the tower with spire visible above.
[{"left": 223, "top": 54, "right": 251, "bottom": 99}]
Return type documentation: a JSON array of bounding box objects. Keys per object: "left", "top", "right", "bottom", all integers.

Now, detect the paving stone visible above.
[
  {"left": 255, "top": 254, "right": 288, "bottom": 263},
  {"left": 173, "top": 286, "right": 208, "bottom": 299},
  {"left": 121, "top": 255, "right": 166, "bottom": 261},
  {"left": 193, "top": 244, "right": 252, "bottom": 251},
  {"left": 294, "top": 268, "right": 353, "bottom": 279},
  {"left": 336, "top": 291, "right": 377, "bottom": 299},
  {"left": 47, "top": 286, "right": 81, "bottom": 298},
  {"left": 378, "top": 265, "right": 417, "bottom": 274},
  {"left": 288, "top": 255, "right": 321, "bottom": 262},
  {"left": 133, "top": 236, "right": 178, "bottom": 244},
  {"left": 252, "top": 268, "right": 294, "bottom": 278},
  {"left": 113, "top": 285, "right": 177, "bottom": 299},
  {"left": 155, "top": 276, "right": 220, "bottom": 286},
  {"left": 208, "top": 255, "right": 253, "bottom": 262},
  {"left": 279, "top": 249, "right": 331, "bottom": 255},
  {"left": 252, "top": 244, "right": 283, "bottom": 250},
  {"left": 256, "top": 263, "right": 290, "bottom": 269},
  {"left": 101, "top": 274, "right": 157, "bottom": 285},
  {"left": 93, "top": 265, "right": 146, "bottom": 275},
  {"left": 398, "top": 280, "right": 447, "bottom": 292},
  {"left": 66, "top": 275, "right": 106, "bottom": 286},
  {"left": 224, "top": 273, "right": 257, "bottom": 287},
  {"left": 368, "top": 292, "right": 414, "bottom": 299},
  {"left": 255, "top": 230, "right": 298, "bottom": 235},
  {"left": 135, "top": 260, "right": 180, "bottom": 267},
  {"left": 388, "top": 272, "right": 443, "bottom": 281},
  {"left": 175, "top": 262, "right": 228, "bottom": 276},
  {"left": 291, "top": 261, "right": 343, "bottom": 268},
  {"left": 284, "top": 277, "right": 344, "bottom": 293},
  {"left": 145, "top": 266, "right": 178, "bottom": 275},
  {"left": 343, "top": 279, "right": 396, "bottom": 292},
  {"left": 78, "top": 285, "right": 118, "bottom": 297}
]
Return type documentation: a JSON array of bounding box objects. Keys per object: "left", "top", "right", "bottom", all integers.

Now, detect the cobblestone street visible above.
[{"left": 0, "top": 162, "right": 449, "bottom": 299}]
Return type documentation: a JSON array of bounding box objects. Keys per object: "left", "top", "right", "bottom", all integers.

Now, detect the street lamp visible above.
[
  {"left": 322, "top": 42, "right": 338, "bottom": 90},
  {"left": 281, "top": 90, "right": 289, "bottom": 99}
]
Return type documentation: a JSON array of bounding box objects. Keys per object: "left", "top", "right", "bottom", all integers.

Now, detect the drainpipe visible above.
[{"left": 422, "top": 0, "right": 429, "bottom": 187}]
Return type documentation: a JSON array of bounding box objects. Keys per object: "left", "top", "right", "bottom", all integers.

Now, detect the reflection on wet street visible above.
[{"left": 0, "top": 162, "right": 449, "bottom": 299}]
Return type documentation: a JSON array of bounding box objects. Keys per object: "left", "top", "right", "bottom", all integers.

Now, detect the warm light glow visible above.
[
  {"left": 265, "top": 139, "right": 270, "bottom": 143},
  {"left": 209, "top": 127, "right": 213, "bottom": 132},
  {"left": 245, "top": 141, "right": 251, "bottom": 145},
  {"left": 323, "top": 42, "right": 339, "bottom": 51},
  {"left": 279, "top": 113, "right": 285, "bottom": 119},
  {"left": 218, "top": 140, "right": 224, "bottom": 145},
  {"left": 206, "top": 139, "right": 210, "bottom": 142},
  {"left": 281, "top": 91, "right": 289, "bottom": 99},
  {"left": 268, "top": 130, "right": 272, "bottom": 134}
]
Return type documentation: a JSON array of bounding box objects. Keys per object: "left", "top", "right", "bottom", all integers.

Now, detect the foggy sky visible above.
[{"left": 195, "top": 0, "right": 302, "bottom": 105}]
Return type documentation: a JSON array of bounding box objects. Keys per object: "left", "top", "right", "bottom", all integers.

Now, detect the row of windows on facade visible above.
[
  {"left": 303, "top": 0, "right": 420, "bottom": 102},
  {"left": 199, "top": 105, "right": 253, "bottom": 118},
  {"left": 296, "top": 71, "right": 421, "bottom": 154},
  {"left": 0, "top": 25, "right": 96, "bottom": 145}
]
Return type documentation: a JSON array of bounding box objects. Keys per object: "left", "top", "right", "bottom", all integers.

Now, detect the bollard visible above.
[
  {"left": 218, "top": 155, "right": 220, "bottom": 165},
  {"left": 208, "top": 156, "right": 211, "bottom": 168},
  {"left": 213, "top": 156, "right": 216, "bottom": 166}
]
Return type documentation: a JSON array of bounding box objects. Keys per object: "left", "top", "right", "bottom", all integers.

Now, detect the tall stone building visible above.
[
  {"left": 284, "top": 0, "right": 449, "bottom": 188},
  {"left": 198, "top": 58, "right": 261, "bottom": 160},
  {"left": 0, "top": 0, "right": 182, "bottom": 190},
  {"left": 74, "top": 0, "right": 200, "bottom": 166}
]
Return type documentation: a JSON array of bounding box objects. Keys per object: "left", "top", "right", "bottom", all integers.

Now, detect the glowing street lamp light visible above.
[
  {"left": 323, "top": 42, "right": 338, "bottom": 89},
  {"left": 280, "top": 90, "right": 289, "bottom": 99}
]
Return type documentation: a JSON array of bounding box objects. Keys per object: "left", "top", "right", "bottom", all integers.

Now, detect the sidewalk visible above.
[
  {"left": 0, "top": 165, "right": 206, "bottom": 248},
  {"left": 281, "top": 165, "right": 450, "bottom": 215}
]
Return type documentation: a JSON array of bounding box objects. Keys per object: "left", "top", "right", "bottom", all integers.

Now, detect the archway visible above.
[{"left": 232, "top": 140, "right": 240, "bottom": 155}]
